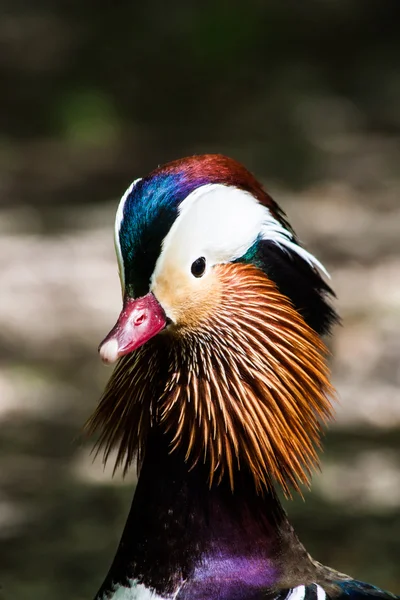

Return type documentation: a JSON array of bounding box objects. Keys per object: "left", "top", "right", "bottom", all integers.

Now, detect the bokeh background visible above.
[{"left": 1, "top": 1, "right": 400, "bottom": 598}]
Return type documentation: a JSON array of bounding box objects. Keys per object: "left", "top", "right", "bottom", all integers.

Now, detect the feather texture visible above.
[{"left": 87, "top": 263, "right": 334, "bottom": 497}]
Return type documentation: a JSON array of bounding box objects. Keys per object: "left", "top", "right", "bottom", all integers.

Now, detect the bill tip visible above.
[{"left": 99, "top": 338, "right": 119, "bottom": 365}]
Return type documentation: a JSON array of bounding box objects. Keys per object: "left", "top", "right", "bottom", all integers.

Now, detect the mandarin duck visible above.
[{"left": 87, "top": 155, "right": 399, "bottom": 600}]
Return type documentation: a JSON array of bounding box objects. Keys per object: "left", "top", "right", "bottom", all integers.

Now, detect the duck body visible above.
[
  {"left": 88, "top": 155, "right": 399, "bottom": 600},
  {"left": 94, "top": 434, "right": 397, "bottom": 600},
  {"left": 96, "top": 433, "right": 313, "bottom": 599}
]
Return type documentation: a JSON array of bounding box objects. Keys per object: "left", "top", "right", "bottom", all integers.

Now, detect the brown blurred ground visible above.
[{"left": 0, "top": 2, "right": 399, "bottom": 599}]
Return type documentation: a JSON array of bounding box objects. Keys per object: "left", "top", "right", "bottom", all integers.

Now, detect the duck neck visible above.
[{"left": 95, "top": 431, "right": 314, "bottom": 600}]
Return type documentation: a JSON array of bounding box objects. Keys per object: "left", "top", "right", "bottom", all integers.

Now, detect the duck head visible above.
[{"left": 89, "top": 154, "right": 338, "bottom": 497}]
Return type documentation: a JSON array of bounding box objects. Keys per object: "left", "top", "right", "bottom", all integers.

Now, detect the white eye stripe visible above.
[
  {"left": 152, "top": 183, "right": 329, "bottom": 283},
  {"left": 114, "top": 178, "right": 142, "bottom": 292},
  {"left": 152, "top": 184, "right": 266, "bottom": 282}
]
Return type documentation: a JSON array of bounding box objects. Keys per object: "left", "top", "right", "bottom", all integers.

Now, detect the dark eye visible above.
[{"left": 191, "top": 257, "right": 206, "bottom": 278}]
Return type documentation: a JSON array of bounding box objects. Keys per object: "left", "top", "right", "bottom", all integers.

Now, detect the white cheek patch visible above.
[
  {"left": 152, "top": 183, "right": 328, "bottom": 283},
  {"left": 114, "top": 178, "right": 142, "bottom": 292}
]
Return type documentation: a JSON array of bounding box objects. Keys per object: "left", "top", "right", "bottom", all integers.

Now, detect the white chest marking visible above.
[
  {"left": 104, "top": 580, "right": 180, "bottom": 600},
  {"left": 285, "top": 583, "right": 326, "bottom": 600},
  {"left": 287, "top": 585, "right": 306, "bottom": 600},
  {"left": 316, "top": 584, "right": 327, "bottom": 600}
]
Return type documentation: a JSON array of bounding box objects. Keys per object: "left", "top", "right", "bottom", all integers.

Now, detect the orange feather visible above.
[{"left": 86, "top": 263, "right": 334, "bottom": 497}]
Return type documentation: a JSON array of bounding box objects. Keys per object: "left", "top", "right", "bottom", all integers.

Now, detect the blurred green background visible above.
[{"left": 0, "top": 1, "right": 399, "bottom": 598}]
